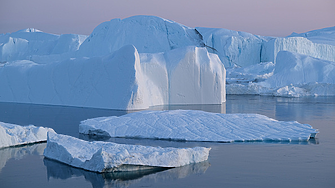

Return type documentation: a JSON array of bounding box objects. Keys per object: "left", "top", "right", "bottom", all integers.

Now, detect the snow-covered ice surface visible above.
[
  {"left": 43, "top": 132, "right": 211, "bottom": 173},
  {"left": 0, "top": 122, "right": 55, "bottom": 148},
  {"left": 80, "top": 110, "right": 318, "bottom": 142},
  {"left": 0, "top": 45, "right": 225, "bottom": 110}
]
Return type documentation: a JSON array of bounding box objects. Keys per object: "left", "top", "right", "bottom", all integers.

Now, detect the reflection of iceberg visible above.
[
  {"left": 44, "top": 132, "right": 210, "bottom": 173},
  {"left": 44, "top": 158, "right": 210, "bottom": 188},
  {"left": 0, "top": 143, "right": 46, "bottom": 173}
]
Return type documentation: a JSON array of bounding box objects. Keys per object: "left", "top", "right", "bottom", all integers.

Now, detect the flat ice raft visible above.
[
  {"left": 80, "top": 110, "right": 318, "bottom": 142},
  {"left": 0, "top": 121, "right": 55, "bottom": 148},
  {"left": 43, "top": 132, "right": 210, "bottom": 173}
]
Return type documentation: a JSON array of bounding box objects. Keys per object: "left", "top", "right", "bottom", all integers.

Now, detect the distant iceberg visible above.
[
  {"left": 43, "top": 132, "right": 211, "bottom": 173},
  {"left": 0, "top": 121, "right": 55, "bottom": 148},
  {"left": 79, "top": 110, "right": 318, "bottom": 142},
  {"left": 227, "top": 51, "right": 335, "bottom": 97}
]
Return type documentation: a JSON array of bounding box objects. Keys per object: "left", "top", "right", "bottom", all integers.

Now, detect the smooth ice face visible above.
[
  {"left": 141, "top": 46, "right": 226, "bottom": 105},
  {"left": 79, "top": 110, "right": 318, "bottom": 142},
  {"left": 0, "top": 122, "right": 55, "bottom": 148},
  {"left": 43, "top": 132, "right": 211, "bottom": 173}
]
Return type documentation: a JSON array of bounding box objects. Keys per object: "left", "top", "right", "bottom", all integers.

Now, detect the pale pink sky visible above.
[{"left": 1, "top": 0, "right": 334, "bottom": 37}]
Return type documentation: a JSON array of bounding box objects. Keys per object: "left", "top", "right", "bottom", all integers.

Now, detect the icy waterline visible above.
[
  {"left": 80, "top": 110, "right": 318, "bottom": 143},
  {"left": 43, "top": 132, "right": 211, "bottom": 173}
]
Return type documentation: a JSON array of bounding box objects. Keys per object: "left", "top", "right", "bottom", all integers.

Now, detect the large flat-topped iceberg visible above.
[
  {"left": 0, "top": 45, "right": 225, "bottom": 110},
  {"left": 79, "top": 110, "right": 318, "bottom": 142},
  {"left": 0, "top": 121, "right": 55, "bottom": 148},
  {"left": 43, "top": 132, "right": 210, "bottom": 173}
]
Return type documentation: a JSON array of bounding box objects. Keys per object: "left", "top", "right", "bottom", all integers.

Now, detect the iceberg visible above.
[
  {"left": 264, "top": 51, "right": 335, "bottom": 97},
  {"left": 288, "top": 26, "right": 335, "bottom": 46},
  {"left": 0, "top": 121, "right": 55, "bottom": 148},
  {"left": 261, "top": 36, "right": 335, "bottom": 64},
  {"left": 43, "top": 132, "right": 211, "bottom": 173},
  {"left": 0, "top": 28, "right": 87, "bottom": 63},
  {"left": 227, "top": 51, "right": 335, "bottom": 97},
  {"left": 0, "top": 45, "right": 225, "bottom": 110},
  {"left": 196, "top": 27, "right": 268, "bottom": 67},
  {"left": 79, "top": 110, "right": 318, "bottom": 142}
]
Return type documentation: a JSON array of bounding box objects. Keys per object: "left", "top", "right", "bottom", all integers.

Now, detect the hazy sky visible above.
[{"left": 1, "top": 0, "right": 334, "bottom": 37}]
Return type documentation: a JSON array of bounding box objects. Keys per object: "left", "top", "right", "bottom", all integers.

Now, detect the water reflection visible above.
[
  {"left": 0, "top": 143, "right": 46, "bottom": 173},
  {"left": 44, "top": 158, "right": 210, "bottom": 188},
  {"left": 149, "top": 103, "right": 226, "bottom": 113}
]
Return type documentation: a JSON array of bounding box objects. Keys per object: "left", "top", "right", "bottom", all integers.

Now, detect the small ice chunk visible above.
[
  {"left": 79, "top": 110, "right": 318, "bottom": 142},
  {"left": 0, "top": 121, "right": 55, "bottom": 148},
  {"left": 43, "top": 132, "right": 211, "bottom": 173}
]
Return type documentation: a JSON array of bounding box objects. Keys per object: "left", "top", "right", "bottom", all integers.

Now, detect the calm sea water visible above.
[{"left": 0, "top": 95, "right": 334, "bottom": 188}]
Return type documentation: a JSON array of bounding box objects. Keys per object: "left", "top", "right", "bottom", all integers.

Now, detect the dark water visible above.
[{"left": 0, "top": 95, "right": 334, "bottom": 188}]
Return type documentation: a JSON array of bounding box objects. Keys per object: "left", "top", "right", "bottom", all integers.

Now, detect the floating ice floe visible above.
[
  {"left": 0, "top": 121, "right": 55, "bottom": 148},
  {"left": 79, "top": 110, "right": 318, "bottom": 142},
  {"left": 43, "top": 132, "right": 211, "bottom": 173}
]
